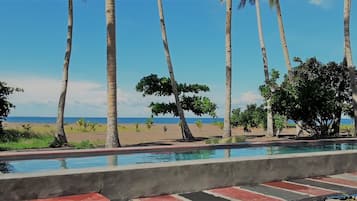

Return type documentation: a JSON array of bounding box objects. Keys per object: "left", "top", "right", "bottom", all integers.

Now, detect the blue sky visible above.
[{"left": 0, "top": 0, "right": 356, "bottom": 117}]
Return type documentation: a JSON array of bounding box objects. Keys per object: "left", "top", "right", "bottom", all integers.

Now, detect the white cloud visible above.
[
  {"left": 4, "top": 76, "right": 169, "bottom": 117},
  {"left": 233, "top": 91, "right": 263, "bottom": 105},
  {"left": 308, "top": 0, "right": 334, "bottom": 8}
]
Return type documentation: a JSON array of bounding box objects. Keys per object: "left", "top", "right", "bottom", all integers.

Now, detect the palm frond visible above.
[{"left": 238, "top": 0, "right": 256, "bottom": 9}]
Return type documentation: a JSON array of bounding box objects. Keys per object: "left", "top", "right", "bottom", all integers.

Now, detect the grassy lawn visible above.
[
  {"left": 0, "top": 126, "right": 104, "bottom": 150},
  {"left": 0, "top": 134, "right": 53, "bottom": 150}
]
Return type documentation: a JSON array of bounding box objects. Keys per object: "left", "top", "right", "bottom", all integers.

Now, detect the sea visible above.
[
  {"left": 5, "top": 117, "right": 223, "bottom": 124},
  {"left": 4, "top": 116, "right": 354, "bottom": 125}
]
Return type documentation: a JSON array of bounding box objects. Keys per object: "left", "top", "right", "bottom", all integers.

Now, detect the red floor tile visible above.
[
  {"left": 311, "top": 177, "right": 357, "bottom": 187},
  {"left": 140, "top": 195, "right": 182, "bottom": 201},
  {"left": 264, "top": 181, "right": 336, "bottom": 196},
  {"left": 347, "top": 172, "right": 357, "bottom": 176},
  {"left": 30, "top": 193, "right": 109, "bottom": 201},
  {"left": 209, "top": 187, "right": 283, "bottom": 201}
]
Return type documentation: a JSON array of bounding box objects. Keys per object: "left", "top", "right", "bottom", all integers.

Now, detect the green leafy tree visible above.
[
  {"left": 269, "top": 58, "right": 351, "bottom": 137},
  {"left": 136, "top": 74, "right": 217, "bottom": 140},
  {"left": 0, "top": 82, "right": 23, "bottom": 133}
]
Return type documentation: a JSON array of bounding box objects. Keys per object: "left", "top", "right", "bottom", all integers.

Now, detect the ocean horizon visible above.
[
  {"left": 5, "top": 116, "right": 224, "bottom": 124},
  {"left": 5, "top": 116, "right": 354, "bottom": 125}
]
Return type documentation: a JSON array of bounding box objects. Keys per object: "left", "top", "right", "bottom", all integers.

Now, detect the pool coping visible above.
[
  {"left": 3, "top": 149, "right": 357, "bottom": 201},
  {"left": 1, "top": 137, "right": 357, "bottom": 161}
]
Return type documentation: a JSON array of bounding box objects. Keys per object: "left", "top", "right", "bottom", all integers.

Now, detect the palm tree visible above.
[
  {"left": 344, "top": 0, "right": 357, "bottom": 136},
  {"left": 223, "top": 0, "right": 232, "bottom": 138},
  {"left": 269, "top": 0, "right": 303, "bottom": 135},
  {"left": 239, "top": 0, "right": 274, "bottom": 136},
  {"left": 157, "top": 0, "right": 194, "bottom": 140},
  {"left": 54, "top": 0, "right": 73, "bottom": 146},
  {"left": 269, "top": 0, "right": 292, "bottom": 78},
  {"left": 105, "top": 0, "right": 121, "bottom": 147}
]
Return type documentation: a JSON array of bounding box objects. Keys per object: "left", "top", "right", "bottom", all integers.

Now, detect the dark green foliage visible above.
[
  {"left": 136, "top": 74, "right": 217, "bottom": 117},
  {"left": 231, "top": 104, "right": 267, "bottom": 129},
  {"left": 0, "top": 129, "right": 34, "bottom": 143},
  {"left": 238, "top": 0, "right": 256, "bottom": 9},
  {"left": 0, "top": 82, "right": 23, "bottom": 133},
  {"left": 268, "top": 57, "right": 351, "bottom": 137}
]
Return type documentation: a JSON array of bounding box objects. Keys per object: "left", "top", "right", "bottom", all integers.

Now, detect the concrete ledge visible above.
[{"left": 2, "top": 150, "right": 357, "bottom": 201}]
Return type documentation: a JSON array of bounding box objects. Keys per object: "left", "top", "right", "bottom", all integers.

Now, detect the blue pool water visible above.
[{"left": 1, "top": 143, "right": 357, "bottom": 174}]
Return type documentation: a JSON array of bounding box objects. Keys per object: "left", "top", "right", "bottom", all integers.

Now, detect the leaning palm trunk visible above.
[
  {"left": 344, "top": 0, "right": 357, "bottom": 136},
  {"left": 275, "top": 0, "right": 292, "bottom": 78},
  {"left": 157, "top": 0, "right": 194, "bottom": 141},
  {"left": 255, "top": 0, "right": 274, "bottom": 136},
  {"left": 223, "top": 0, "right": 232, "bottom": 138},
  {"left": 274, "top": 0, "right": 302, "bottom": 135},
  {"left": 54, "top": 0, "right": 73, "bottom": 146},
  {"left": 105, "top": 0, "right": 121, "bottom": 147}
]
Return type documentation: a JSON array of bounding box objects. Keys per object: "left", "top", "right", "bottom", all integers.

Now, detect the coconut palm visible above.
[
  {"left": 239, "top": 0, "right": 274, "bottom": 136},
  {"left": 54, "top": 0, "right": 73, "bottom": 146},
  {"left": 344, "top": 0, "right": 357, "bottom": 136},
  {"left": 105, "top": 0, "right": 121, "bottom": 147},
  {"left": 222, "top": 0, "right": 233, "bottom": 138},
  {"left": 157, "top": 0, "right": 194, "bottom": 140},
  {"left": 269, "top": 0, "right": 292, "bottom": 78},
  {"left": 269, "top": 0, "right": 303, "bottom": 135}
]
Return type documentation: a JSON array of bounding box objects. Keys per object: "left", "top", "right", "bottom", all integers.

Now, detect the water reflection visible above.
[
  {"left": 0, "top": 161, "right": 13, "bottom": 173},
  {"left": 107, "top": 155, "right": 118, "bottom": 166},
  {"left": 59, "top": 159, "right": 67, "bottom": 169},
  {"left": 224, "top": 149, "right": 231, "bottom": 158}
]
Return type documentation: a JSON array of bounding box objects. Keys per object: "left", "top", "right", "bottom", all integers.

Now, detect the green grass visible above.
[
  {"left": 70, "top": 140, "right": 97, "bottom": 149},
  {"left": 0, "top": 135, "right": 53, "bottom": 150},
  {"left": 212, "top": 121, "right": 224, "bottom": 130},
  {"left": 340, "top": 124, "right": 354, "bottom": 133},
  {"left": 205, "top": 136, "right": 246, "bottom": 144}
]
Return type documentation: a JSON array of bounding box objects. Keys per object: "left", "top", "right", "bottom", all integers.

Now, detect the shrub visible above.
[
  {"left": 135, "top": 123, "right": 140, "bottom": 132},
  {"left": 146, "top": 116, "right": 154, "bottom": 129},
  {"left": 195, "top": 120, "right": 203, "bottom": 129}
]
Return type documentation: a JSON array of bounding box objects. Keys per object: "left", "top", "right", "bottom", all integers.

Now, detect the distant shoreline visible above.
[{"left": 5, "top": 116, "right": 224, "bottom": 124}]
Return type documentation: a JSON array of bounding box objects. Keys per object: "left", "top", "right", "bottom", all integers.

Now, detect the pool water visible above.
[{"left": 1, "top": 143, "right": 357, "bottom": 174}]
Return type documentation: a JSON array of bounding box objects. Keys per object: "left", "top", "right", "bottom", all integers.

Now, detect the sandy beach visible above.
[{"left": 3, "top": 122, "right": 296, "bottom": 147}]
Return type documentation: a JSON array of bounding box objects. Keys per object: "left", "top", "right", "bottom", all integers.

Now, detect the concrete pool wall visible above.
[{"left": 2, "top": 149, "right": 357, "bottom": 201}]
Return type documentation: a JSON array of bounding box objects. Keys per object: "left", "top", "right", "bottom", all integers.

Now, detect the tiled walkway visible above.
[{"left": 132, "top": 172, "right": 357, "bottom": 201}]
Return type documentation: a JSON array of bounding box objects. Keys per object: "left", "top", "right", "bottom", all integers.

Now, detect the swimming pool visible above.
[{"left": 1, "top": 142, "right": 357, "bottom": 174}]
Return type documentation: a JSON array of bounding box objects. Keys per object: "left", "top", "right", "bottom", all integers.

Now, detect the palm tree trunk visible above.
[
  {"left": 105, "top": 0, "right": 121, "bottom": 147},
  {"left": 55, "top": 0, "right": 73, "bottom": 146},
  {"left": 274, "top": 0, "right": 302, "bottom": 136},
  {"left": 255, "top": 0, "right": 274, "bottom": 137},
  {"left": 157, "top": 0, "right": 194, "bottom": 141},
  {"left": 275, "top": 0, "right": 292, "bottom": 78},
  {"left": 344, "top": 0, "right": 357, "bottom": 136},
  {"left": 223, "top": 0, "right": 232, "bottom": 138}
]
